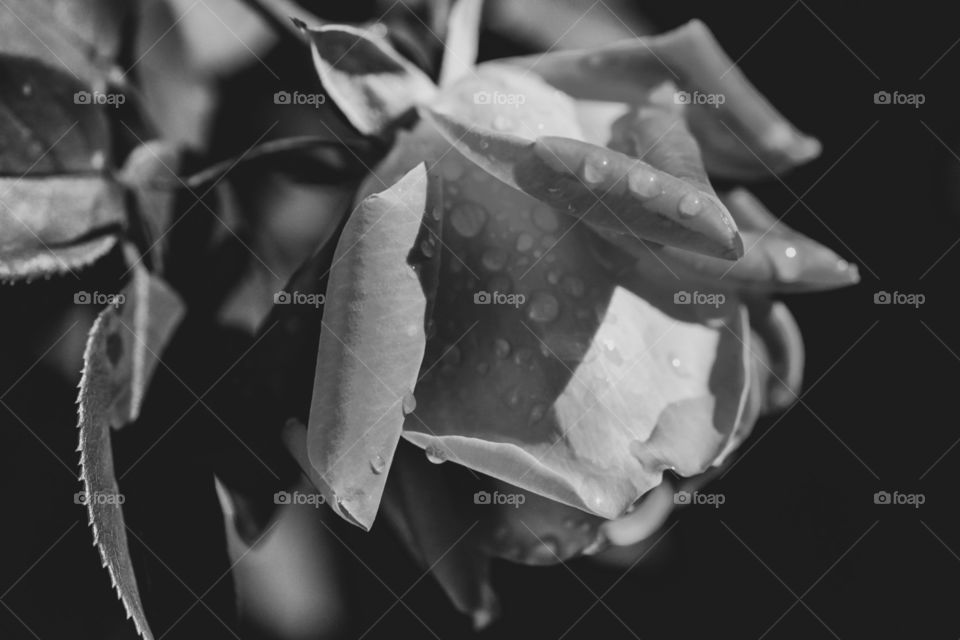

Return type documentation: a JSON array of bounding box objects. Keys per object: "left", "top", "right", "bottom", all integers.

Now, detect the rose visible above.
[{"left": 282, "top": 17, "right": 859, "bottom": 626}]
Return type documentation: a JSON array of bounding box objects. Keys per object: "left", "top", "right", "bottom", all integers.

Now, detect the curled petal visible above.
[
  {"left": 422, "top": 108, "right": 743, "bottom": 260},
  {"left": 438, "top": 0, "right": 484, "bottom": 87},
  {"left": 608, "top": 224, "right": 859, "bottom": 294},
  {"left": 299, "top": 23, "right": 438, "bottom": 136},
  {"left": 748, "top": 299, "right": 805, "bottom": 413},
  {"left": 305, "top": 164, "right": 434, "bottom": 530},
  {"left": 504, "top": 19, "right": 820, "bottom": 178}
]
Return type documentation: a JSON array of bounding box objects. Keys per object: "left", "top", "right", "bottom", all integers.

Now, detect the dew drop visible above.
[
  {"left": 516, "top": 233, "right": 535, "bottom": 253},
  {"left": 479, "top": 140, "right": 490, "bottom": 150},
  {"left": 21, "top": 83, "right": 32, "bottom": 97},
  {"left": 581, "top": 153, "right": 610, "bottom": 186},
  {"left": 527, "top": 292, "right": 560, "bottom": 323},
  {"left": 90, "top": 150, "right": 106, "bottom": 171},
  {"left": 449, "top": 202, "right": 488, "bottom": 238},
  {"left": 677, "top": 192, "right": 702, "bottom": 218},
  {"left": 531, "top": 204, "right": 559, "bottom": 232},
  {"left": 784, "top": 246, "right": 797, "bottom": 259},
  {"left": 402, "top": 392, "right": 417, "bottom": 415},
  {"left": 503, "top": 388, "right": 521, "bottom": 408},
  {"left": 425, "top": 445, "right": 447, "bottom": 464},
  {"left": 475, "top": 361, "right": 489, "bottom": 375},
  {"left": 513, "top": 348, "right": 533, "bottom": 366},
  {"left": 370, "top": 455, "right": 386, "bottom": 474},
  {"left": 493, "top": 338, "right": 511, "bottom": 359},
  {"left": 481, "top": 247, "right": 508, "bottom": 271},
  {"left": 420, "top": 238, "right": 435, "bottom": 258},
  {"left": 668, "top": 352, "right": 688, "bottom": 376},
  {"left": 546, "top": 269, "right": 562, "bottom": 285},
  {"left": 627, "top": 168, "right": 661, "bottom": 198}
]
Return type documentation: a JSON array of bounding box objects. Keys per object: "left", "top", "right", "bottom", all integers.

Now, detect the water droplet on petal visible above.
[
  {"left": 475, "top": 361, "right": 489, "bottom": 375},
  {"left": 425, "top": 445, "right": 447, "bottom": 464},
  {"left": 677, "top": 192, "right": 702, "bottom": 218},
  {"left": 581, "top": 152, "right": 610, "bottom": 187},
  {"left": 90, "top": 150, "right": 106, "bottom": 170},
  {"left": 503, "top": 388, "right": 521, "bottom": 408},
  {"left": 668, "top": 352, "right": 689, "bottom": 377},
  {"left": 784, "top": 246, "right": 797, "bottom": 259},
  {"left": 370, "top": 455, "right": 386, "bottom": 474},
  {"left": 402, "top": 392, "right": 417, "bottom": 415},
  {"left": 546, "top": 269, "right": 562, "bottom": 285},
  {"left": 450, "top": 202, "right": 488, "bottom": 238},
  {"left": 420, "top": 238, "right": 435, "bottom": 258},
  {"left": 627, "top": 168, "right": 661, "bottom": 198},
  {"left": 21, "top": 83, "right": 32, "bottom": 97},
  {"left": 481, "top": 247, "right": 508, "bottom": 271},
  {"left": 531, "top": 204, "right": 559, "bottom": 232},
  {"left": 513, "top": 348, "right": 533, "bottom": 366},
  {"left": 516, "top": 233, "right": 534, "bottom": 253},
  {"left": 527, "top": 292, "right": 560, "bottom": 323},
  {"left": 493, "top": 338, "right": 511, "bottom": 359},
  {"left": 479, "top": 140, "right": 490, "bottom": 150}
]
